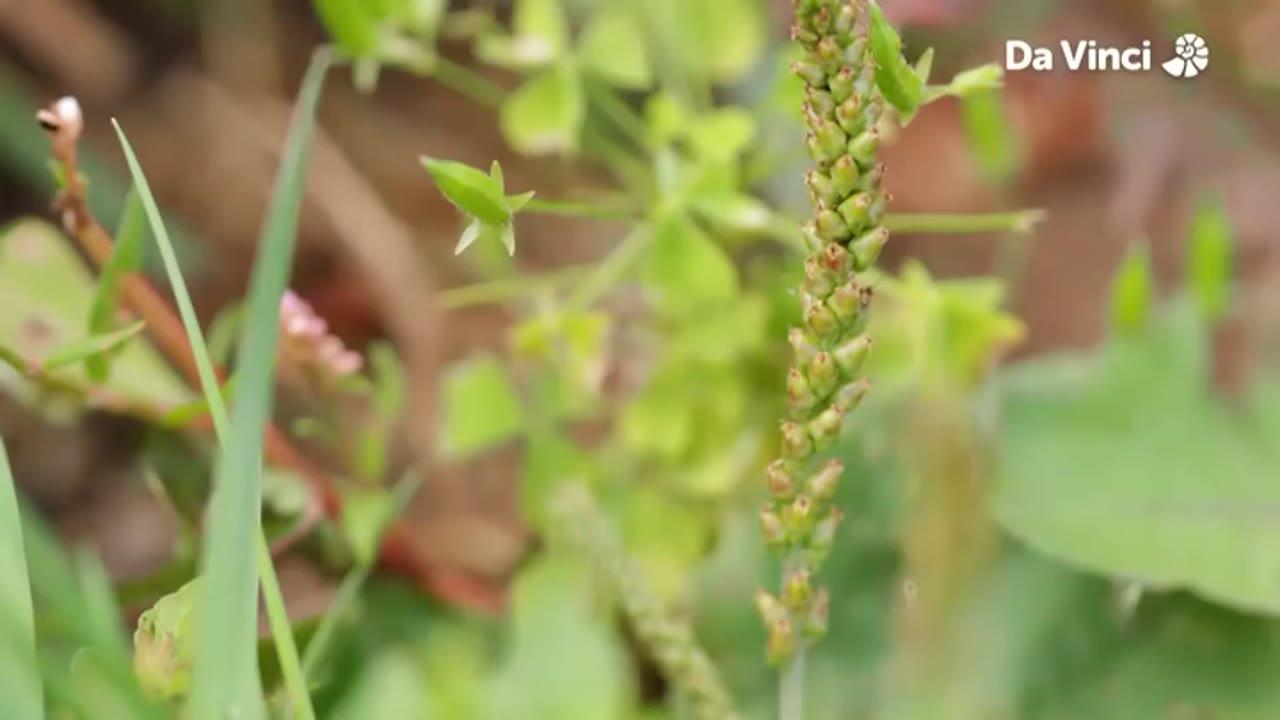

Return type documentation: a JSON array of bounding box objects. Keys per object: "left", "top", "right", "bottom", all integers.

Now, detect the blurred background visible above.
[{"left": 1, "top": 0, "right": 1278, "bottom": 718}]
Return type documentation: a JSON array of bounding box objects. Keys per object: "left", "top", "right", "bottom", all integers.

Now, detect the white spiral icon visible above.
[{"left": 1162, "top": 33, "right": 1209, "bottom": 78}]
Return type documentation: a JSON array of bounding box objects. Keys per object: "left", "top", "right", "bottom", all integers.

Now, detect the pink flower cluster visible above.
[{"left": 280, "top": 290, "right": 363, "bottom": 379}]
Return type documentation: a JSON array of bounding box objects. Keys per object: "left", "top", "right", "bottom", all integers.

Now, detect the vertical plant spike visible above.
[
  {"left": 767, "top": 0, "right": 890, "bottom": 715},
  {"left": 553, "top": 486, "right": 739, "bottom": 720}
]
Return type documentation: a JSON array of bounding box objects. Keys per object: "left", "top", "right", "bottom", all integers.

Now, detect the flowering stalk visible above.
[
  {"left": 761, "top": 1, "right": 889, "bottom": 716},
  {"left": 554, "top": 486, "right": 739, "bottom": 720}
]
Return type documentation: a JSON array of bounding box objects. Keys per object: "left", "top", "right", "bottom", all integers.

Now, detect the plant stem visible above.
[
  {"left": 441, "top": 265, "right": 592, "bottom": 309},
  {"left": 430, "top": 56, "right": 506, "bottom": 108},
  {"left": 566, "top": 224, "right": 651, "bottom": 311},
  {"left": 779, "top": 650, "right": 806, "bottom": 720},
  {"left": 523, "top": 197, "right": 641, "bottom": 220},
  {"left": 884, "top": 209, "right": 1046, "bottom": 235}
]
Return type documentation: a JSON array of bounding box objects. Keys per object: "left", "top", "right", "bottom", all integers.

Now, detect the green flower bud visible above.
[
  {"left": 803, "top": 255, "right": 837, "bottom": 298},
  {"left": 851, "top": 226, "right": 890, "bottom": 270},
  {"left": 857, "top": 161, "right": 886, "bottom": 192},
  {"left": 784, "top": 494, "right": 816, "bottom": 537},
  {"left": 833, "top": 335, "right": 872, "bottom": 376},
  {"left": 830, "top": 155, "right": 860, "bottom": 198},
  {"left": 833, "top": 4, "right": 856, "bottom": 36},
  {"left": 837, "top": 192, "right": 872, "bottom": 230},
  {"left": 791, "top": 59, "right": 827, "bottom": 87},
  {"left": 829, "top": 66, "right": 855, "bottom": 103},
  {"left": 804, "top": 300, "right": 841, "bottom": 340},
  {"left": 804, "top": 588, "right": 831, "bottom": 638},
  {"left": 844, "top": 37, "right": 868, "bottom": 65},
  {"left": 868, "top": 193, "right": 889, "bottom": 225},
  {"left": 806, "top": 459, "right": 843, "bottom": 502},
  {"left": 783, "top": 567, "right": 813, "bottom": 608},
  {"left": 791, "top": 24, "right": 820, "bottom": 47},
  {"left": 815, "top": 208, "right": 849, "bottom": 241},
  {"left": 766, "top": 615, "right": 797, "bottom": 666},
  {"left": 834, "top": 378, "right": 871, "bottom": 411},
  {"left": 760, "top": 505, "right": 788, "bottom": 546},
  {"left": 835, "top": 96, "right": 867, "bottom": 135},
  {"left": 802, "top": 222, "right": 825, "bottom": 252},
  {"left": 781, "top": 421, "right": 814, "bottom": 460},
  {"left": 767, "top": 459, "right": 798, "bottom": 502},
  {"left": 756, "top": 588, "right": 788, "bottom": 627},
  {"left": 787, "top": 366, "right": 818, "bottom": 413},
  {"left": 808, "top": 403, "right": 845, "bottom": 449},
  {"left": 807, "top": 351, "right": 839, "bottom": 396},
  {"left": 815, "top": 37, "right": 843, "bottom": 69},
  {"left": 810, "top": 5, "right": 833, "bottom": 33},
  {"left": 820, "top": 242, "right": 853, "bottom": 275},
  {"left": 827, "top": 281, "right": 865, "bottom": 324},
  {"left": 847, "top": 129, "right": 881, "bottom": 167},
  {"left": 811, "top": 118, "right": 848, "bottom": 164},
  {"left": 806, "top": 170, "right": 837, "bottom": 207},
  {"left": 789, "top": 327, "right": 820, "bottom": 365},
  {"left": 810, "top": 507, "right": 845, "bottom": 554}
]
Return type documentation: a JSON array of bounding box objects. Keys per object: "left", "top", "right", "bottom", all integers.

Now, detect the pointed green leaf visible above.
[
  {"left": 500, "top": 63, "right": 584, "bottom": 156},
  {"left": 685, "top": 108, "right": 755, "bottom": 162},
  {"left": 507, "top": 190, "right": 537, "bottom": 213},
  {"left": 86, "top": 187, "right": 147, "bottom": 382},
  {"left": 455, "top": 218, "right": 485, "bottom": 255},
  {"left": 578, "top": 7, "right": 651, "bottom": 89},
  {"left": 643, "top": 212, "right": 738, "bottom": 310},
  {"left": 421, "top": 157, "right": 510, "bottom": 225},
  {"left": 43, "top": 320, "right": 146, "bottom": 371},
  {"left": 0, "top": 437, "right": 41, "bottom": 720},
  {"left": 867, "top": 0, "right": 923, "bottom": 114}
]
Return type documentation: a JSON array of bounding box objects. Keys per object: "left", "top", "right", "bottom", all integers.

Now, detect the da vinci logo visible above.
[{"left": 1005, "top": 33, "right": 1209, "bottom": 79}]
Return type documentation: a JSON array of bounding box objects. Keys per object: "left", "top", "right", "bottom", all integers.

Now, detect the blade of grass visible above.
[
  {"left": 112, "top": 48, "right": 332, "bottom": 720},
  {"left": 301, "top": 468, "right": 423, "bottom": 678},
  {"left": 0, "top": 436, "right": 42, "bottom": 720}
]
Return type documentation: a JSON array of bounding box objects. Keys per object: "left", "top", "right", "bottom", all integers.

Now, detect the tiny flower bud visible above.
[
  {"left": 847, "top": 129, "right": 881, "bottom": 167},
  {"left": 833, "top": 4, "right": 856, "bottom": 35},
  {"left": 766, "top": 616, "right": 797, "bottom": 666},
  {"left": 810, "top": 508, "right": 844, "bottom": 553},
  {"left": 851, "top": 226, "right": 890, "bottom": 270},
  {"left": 821, "top": 242, "right": 852, "bottom": 274},
  {"left": 767, "top": 460, "right": 798, "bottom": 501},
  {"left": 857, "top": 162, "right": 887, "bottom": 192},
  {"left": 791, "top": 23, "right": 819, "bottom": 46},
  {"left": 810, "top": 5, "right": 832, "bottom": 33},
  {"left": 804, "top": 301, "right": 841, "bottom": 340},
  {"left": 789, "top": 327, "right": 820, "bottom": 365},
  {"left": 783, "top": 567, "right": 813, "bottom": 608},
  {"left": 827, "top": 282, "right": 864, "bottom": 324},
  {"left": 806, "top": 459, "right": 843, "bottom": 501},
  {"left": 805, "top": 170, "right": 837, "bottom": 207},
  {"left": 815, "top": 37, "right": 843, "bottom": 68},
  {"left": 805, "top": 87, "right": 836, "bottom": 117},
  {"left": 783, "top": 495, "right": 815, "bottom": 537},
  {"left": 829, "top": 67, "right": 855, "bottom": 103},
  {"left": 804, "top": 588, "right": 831, "bottom": 638},
  {"left": 806, "top": 352, "right": 839, "bottom": 396},
  {"left": 791, "top": 59, "right": 827, "bottom": 87},
  {"left": 781, "top": 422, "right": 814, "bottom": 460},
  {"left": 808, "top": 403, "right": 845, "bottom": 449},
  {"left": 813, "top": 119, "right": 848, "bottom": 163},
  {"left": 787, "top": 366, "right": 818, "bottom": 412},
  {"left": 815, "top": 208, "right": 851, "bottom": 242},
  {"left": 834, "top": 96, "right": 866, "bottom": 135},
  {"left": 830, "top": 155, "right": 860, "bottom": 198},
  {"left": 756, "top": 589, "right": 788, "bottom": 627},
  {"left": 833, "top": 335, "right": 872, "bottom": 376},
  {"left": 760, "top": 506, "right": 788, "bottom": 546},
  {"left": 837, "top": 192, "right": 872, "bottom": 231},
  {"left": 834, "top": 379, "right": 871, "bottom": 410},
  {"left": 803, "top": 256, "right": 836, "bottom": 298},
  {"left": 802, "top": 223, "right": 825, "bottom": 252}
]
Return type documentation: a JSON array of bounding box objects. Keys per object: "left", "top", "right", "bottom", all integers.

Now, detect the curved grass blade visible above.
[{"left": 111, "top": 48, "right": 332, "bottom": 720}]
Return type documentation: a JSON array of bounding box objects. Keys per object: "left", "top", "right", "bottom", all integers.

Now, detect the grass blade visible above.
[
  {"left": 0, "top": 436, "right": 42, "bottom": 720},
  {"left": 111, "top": 49, "right": 332, "bottom": 720}
]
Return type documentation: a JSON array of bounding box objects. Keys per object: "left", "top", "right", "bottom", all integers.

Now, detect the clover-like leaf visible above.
[
  {"left": 500, "top": 63, "right": 584, "bottom": 156},
  {"left": 577, "top": 7, "right": 652, "bottom": 89},
  {"left": 439, "top": 354, "right": 525, "bottom": 459}
]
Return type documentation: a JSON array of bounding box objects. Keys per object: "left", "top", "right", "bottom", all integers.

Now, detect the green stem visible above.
[
  {"left": 430, "top": 56, "right": 506, "bottom": 108},
  {"left": 440, "top": 265, "right": 592, "bottom": 309},
  {"left": 566, "top": 225, "right": 651, "bottom": 311},
  {"left": 523, "top": 197, "right": 641, "bottom": 220},
  {"left": 584, "top": 80, "right": 651, "bottom": 150},
  {"left": 779, "top": 650, "right": 806, "bottom": 720},
  {"left": 884, "top": 209, "right": 1045, "bottom": 235}
]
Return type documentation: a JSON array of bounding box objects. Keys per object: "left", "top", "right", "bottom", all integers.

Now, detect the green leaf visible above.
[
  {"left": 867, "top": 0, "right": 923, "bottom": 115},
  {"left": 960, "top": 87, "right": 1021, "bottom": 187},
  {"left": 577, "top": 7, "right": 651, "bottom": 89},
  {"left": 43, "top": 320, "right": 145, "bottom": 371},
  {"left": 689, "top": 192, "right": 771, "bottom": 233},
  {"left": 500, "top": 63, "right": 584, "bottom": 156},
  {"left": 0, "top": 436, "right": 41, "bottom": 720},
  {"left": 1187, "top": 198, "right": 1235, "bottom": 321},
  {"left": 133, "top": 579, "right": 200, "bottom": 700},
  {"left": 439, "top": 354, "right": 525, "bottom": 459},
  {"left": 685, "top": 108, "right": 756, "bottom": 162},
  {"left": 1109, "top": 242, "right": 1153, "bottom": 337},
  {"left": 674, "top": 0, "right": 766, "bottom": 84},
  {"left": 642, "top": 211, "right": 738, "bottom": 311},
  {"left": 488, "top": 555, "right": 627, "bottom": 720},
  {"left": 86, "top": 187, "right": 147, "bottom": 382},
  {"left": 420, "top": 157, "right": 510, "bottom": 225},
  {"left": 474, "top": 0, "right": 568, "bottom": 69},
  {"left": 0, "top": 220, "right": 193, "bottom": 409},
  {"left": 995, "top": 303, "right": 1280, "bottom": 616},
  {"left": 522, "top": 426, "right": 589, "bottom": 532},
  {"left": 314, "top": 0, "right": 380, "bottom": 56},
  {"left": 341, "top": 487, "right": 394, "bottom": 566}
]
